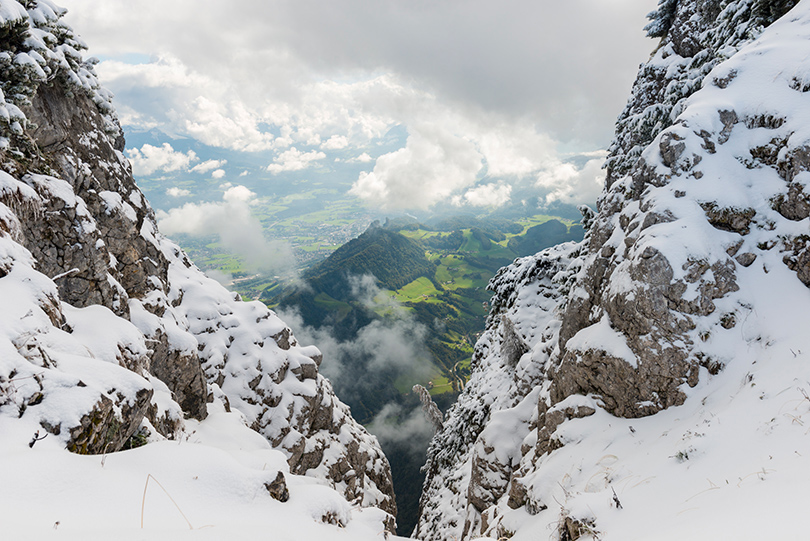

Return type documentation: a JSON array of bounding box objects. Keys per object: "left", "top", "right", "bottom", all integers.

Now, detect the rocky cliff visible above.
[
  {"left": 0, "top": 0, "right": 395, "bottom": 527},
  {"left": 416, "top": 0, "right": 810, "bottom": 539}
]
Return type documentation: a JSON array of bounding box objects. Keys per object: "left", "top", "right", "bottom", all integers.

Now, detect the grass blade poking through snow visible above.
[{"left": 140, "top": 474, "right": 194, "bottom": 529}]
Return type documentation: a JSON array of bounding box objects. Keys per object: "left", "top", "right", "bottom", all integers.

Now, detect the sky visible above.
[{"left": 58, "top": 0, "right": 658, "bottom": 212}]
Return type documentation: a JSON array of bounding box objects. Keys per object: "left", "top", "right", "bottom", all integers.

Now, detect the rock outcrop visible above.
[
  {"left": 0, "top": 0, "right": 394, "bottom": 526},
  {"left": 416, "top": 1, "right": 810, "bottom": 539}
]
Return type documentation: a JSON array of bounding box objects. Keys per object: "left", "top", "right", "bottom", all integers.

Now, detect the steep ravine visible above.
[{"left": 416, "top": 0, "right": 810, "bottom": 539}]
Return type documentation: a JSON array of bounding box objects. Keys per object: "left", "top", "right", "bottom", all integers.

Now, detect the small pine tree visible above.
[
  {"left": 644, "top": 0, "right": 679, "bottom": 38},
  {"left": 752, "top": 0, "right": 799, "bottom": 26}
]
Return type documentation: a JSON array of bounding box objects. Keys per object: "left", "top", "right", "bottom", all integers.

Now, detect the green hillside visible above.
[
  {"left": 305, "top": 221, "right": 435, "bottom": 299},
  {"left": 507, "top": 218, "right": 585, "bottom": 256},
  {"left": 272, "top": 222, "right": 435, "bottom": 334},
  {"left": 269, "top": 213, "right": 586, "bottom": 408}
]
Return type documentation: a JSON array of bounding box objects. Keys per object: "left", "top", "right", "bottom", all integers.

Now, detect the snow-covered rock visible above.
[
  {"left": 0, "top": 0, "right": 395, "bottom": 535},
  {"left": 416, "top": 1, "right": 810, "bottom": 539}
]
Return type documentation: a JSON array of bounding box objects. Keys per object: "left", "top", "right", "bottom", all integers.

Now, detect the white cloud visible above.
[
  {"left": 346, "top": 152, "right": 373, "bottom": 163},
  {"left": 320, "top": 135, "right": 349, "bottom": 150},
  {"left": 61, "top": 0, "right": 658, "bottom": 207},
  {"left": 366, "top": 403, "right": 433, "bottom": 454},
  {"left": 181, "top": 96, "right": 276, "bottom": 152},
  {"left": 453, "top": 182, "right": 512, "bottom": 207},
  {"left": 189, "top": 159, "right": 227, "bottom": 173},
  {"left": 274, "top": 276, "right": 433, "bottom": 400},
  {"left": 222, "top": 185, "right": 255, "bottom": 203},
  {"left": 97, "top": 57, "right": 276, "bottom": 152},
  {"left": 157, "top": 185, "right": 292, "bottom": 273},
  {"left": 63, "top": 0, "right": 654, "bottom": 148},
  {"left": 537, "top": 158, "right": 605, "bottom": 205},
  {"left": 203, "top": 268, "right": 233, "bottom": 285},
  {"left": 350, "top": 127, "right": 482, "bottom": 209},
  {"left": 211, "top": 169, "right": 226, "bottom": 179},
  {"left": 126, "top": 143, "right": 197, "bottom": 176},
  {"left": 239, "top": 170, "right": 249, "bottom": 177},
  {"left": 166, "top": 187, "right": 191, "bottom": 197},
  {"left": 266, "top": 147, "right": 327, "bottom": 174},
  {"left": 568, "top": 149, "right": 610, "bottom": 159},
  {"left": 477, "top": 125, "right": 559, "bottom": 178}
]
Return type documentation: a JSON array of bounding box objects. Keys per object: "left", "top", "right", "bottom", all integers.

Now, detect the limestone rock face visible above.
[
  {"left": 0, "top": 1, "right": 394, "bottom": 525},
  {"left": 416, "top": 1, "right": 810, "bottom": 539}
]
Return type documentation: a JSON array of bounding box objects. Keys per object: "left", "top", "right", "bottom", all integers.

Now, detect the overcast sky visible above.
[{"left": 59, "top": 0, "right": 657, "bottom": 210}]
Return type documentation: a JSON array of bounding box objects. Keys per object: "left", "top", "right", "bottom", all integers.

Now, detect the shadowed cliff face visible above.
[
  {"left": 416, "top": 1, "right": 810, "bottom": 539},
  {"left": 0, "top": 1, "right": 395, "bottom": 527}
]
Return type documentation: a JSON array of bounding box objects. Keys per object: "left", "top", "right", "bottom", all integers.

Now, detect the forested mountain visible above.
[
  {"left": 507, "top": 219, "right": 585, "bottom": 257},
  {"left": 277, "top": 222, "right": 435, "bottom": 332}
]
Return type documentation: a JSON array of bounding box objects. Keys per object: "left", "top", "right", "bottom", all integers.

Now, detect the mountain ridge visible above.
[
  {"left": 0, "top": 2, "right": 397, "bottom": 536},
  {"left": 415, "top": 1, "right": 810, "bottom": 539}
]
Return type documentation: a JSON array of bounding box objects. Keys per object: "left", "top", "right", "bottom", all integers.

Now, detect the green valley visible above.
[{"left": 267, "top": 212, "right": 585, "bottom": 409}]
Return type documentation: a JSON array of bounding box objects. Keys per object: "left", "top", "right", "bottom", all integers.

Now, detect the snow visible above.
[
  {"left": 497, "top": 306, "right": 810, "bottom": 540},
  {"left": 0, "top": 0, "right": 26, "bottom": 26},
  {"left": 63, "top": 303, "right": 149, "bottom": 363},
  {"left": 0, "top": 2, "right": 399, "bottom": 538},
  {"left": 420, "top": 2, "right": 810, "bottom": 539},
  {"left": 565, "top": 314, "right": 637, "bottom": 368},
  {"left": 98, "top": 190, "right": 138, "bottom": 222},
  {"left": 0, "top": 170, "right": 39, "bottom": 203},
  {"left": 0, "top": 410, "right": 400, "bottom": 541},
  {"left": 0, "top": 228, "right": 400, "bottom": 539}
]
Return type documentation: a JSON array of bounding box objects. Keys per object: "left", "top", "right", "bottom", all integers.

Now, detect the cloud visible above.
[
  {"left": 189, "top": 159, "right": 227, "bottom": 173},
  {"left": 275, "top": 275, "right": 433, "bottom": 394},
  {"left": 157, "top": 185, "right": 294, "bottom": 273},
  {"left": 453, "top": 182, "right": 512, "bottom": 207},
  {"left": 476, "top": 123, "right": 559, "bottom": 178},
  {"left": 166, "top": 187, "right": 191, "bottom": 197},
  {"left": 320, "top": 135, "right": 349, "bottom": 150},
  {"left": 366, "top": 402, "right": 434, "bottom": 454},
  {"left": 568, "top": 149, "right": 610, "bottom": 159},
  {"left": 350, "top": 126, "right": 482, "bottom": 209},
  {"left": 211, "top": 169, "right": 226, "bottom": 179},
  {"left": 126, "top": 143, "right": 197, "bottom": 176},
  {"left": 61, "top": 0, "right": 658, "bottom": 208},
  {"left": 345, "top": 152, "right": 373, "bottom": 163},
  {"left": 537, "top": 158, "right": 605, "bottom": 206},
  {"left": 222, "top": 185, "right": 255, "bottom": 203},
  {"left": 204, "top": 268, "right": 233, "bottom": 285},
  {"left": 97, "top": 56, "right": 277, "bottom": 151},
  {"left": 266, "top": 147, "right": 327, "bottom": 174},
  {"left": 61, "top": 0, "right": 654, "bottom": 149},
  {"left": 276, "top": 274, "right": 438, "bottom": 469}
]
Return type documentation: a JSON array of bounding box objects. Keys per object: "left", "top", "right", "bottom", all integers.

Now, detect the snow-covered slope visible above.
[
  {"left": 416, "top": 1, "right": 810, "bottom": 539},
  {"left": 0, "top": 1, "right": 396, "bottom": 537}
]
